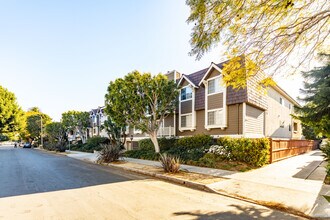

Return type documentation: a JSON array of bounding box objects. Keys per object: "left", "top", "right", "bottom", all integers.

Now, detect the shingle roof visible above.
[{"left": 185, "top": 61, "right": 226, "bottom": 86}]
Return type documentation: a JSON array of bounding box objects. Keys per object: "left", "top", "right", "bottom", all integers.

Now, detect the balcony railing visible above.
[{"left": 157, "top": 126, "right": 175, "bottom": 137}]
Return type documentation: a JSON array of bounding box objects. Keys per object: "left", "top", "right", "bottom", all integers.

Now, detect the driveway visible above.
[{"left": 0, "top": 146, "right": 302, "bottom": 219}]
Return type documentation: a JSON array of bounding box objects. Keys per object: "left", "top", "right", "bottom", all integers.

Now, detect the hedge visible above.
[
  {"left": 138, "top": 137, "right": 177, "bottom": 151},
  {"left": 68, "top": 136, "right": 110, "bottom": 153},
  {"left": 125, "top": 135, "right": 270, "bottom": 168},
  {"left": 217, "top": 137, "right": 270, "bottom": 167}
]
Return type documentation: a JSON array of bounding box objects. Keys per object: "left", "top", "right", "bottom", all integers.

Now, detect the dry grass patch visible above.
[{"left": 165, "top": 171, "right": 224, "bottom": 185}]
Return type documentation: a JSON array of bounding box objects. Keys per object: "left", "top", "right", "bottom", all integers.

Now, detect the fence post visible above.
[{"left": 269, "top": 138, "right": 273, "bottom": 163}]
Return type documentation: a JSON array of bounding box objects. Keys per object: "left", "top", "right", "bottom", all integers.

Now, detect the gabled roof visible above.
[
  {"left": 177, "top": 74, "right": 198, "bottom": 88},
  {"left": 198, "top": 62, "right": 225, "bottom": 86}
]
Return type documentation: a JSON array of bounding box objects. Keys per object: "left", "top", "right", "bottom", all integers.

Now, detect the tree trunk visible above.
[
  {"left": 78, "top": 128, "right": 86, "bottom": 144},
  {"left": 149, "top": 130, "right": 160, "bottom": 153}
]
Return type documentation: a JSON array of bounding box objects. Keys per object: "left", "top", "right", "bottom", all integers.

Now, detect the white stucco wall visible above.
[{"left": 265, "top": 87, "right": 298, "bottom": 139}]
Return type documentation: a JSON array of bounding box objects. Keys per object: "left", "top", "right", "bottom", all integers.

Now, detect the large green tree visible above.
[
  {"left": 0, "top": 85, "right": 25, "bottom": 134},
  {"left": 61, "top": 111, "right": 90, "bottom": 143},
  {"left": 186, "top": 0, "right": 330, "bottom": 88},
  {"left": 295, "top": 54, "right": 330, "bottom": 137},
  {"left": 26, "top": 107, "right": 52, "bottom": 143},
  {"left": 105, "top": 71, "right": 179, "bottom": 153},
  {"left": 45, "top": 122, "right": 66, "bottom": 145},
  {"left": 101, "top": 118, "right": 126, "bottom": 149}
]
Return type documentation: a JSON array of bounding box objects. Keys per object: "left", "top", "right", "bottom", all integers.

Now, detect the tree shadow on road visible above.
[
  {"left": 173, "top": 204, "right": 301, "bottom": 219},
  {"left": 0, "top": 148, "right": 148, "bottom": 198}
]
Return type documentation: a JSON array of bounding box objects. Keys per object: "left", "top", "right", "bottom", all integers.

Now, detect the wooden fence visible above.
[{"left": 269, "top": 139, "right": 319, "bottom": 163}]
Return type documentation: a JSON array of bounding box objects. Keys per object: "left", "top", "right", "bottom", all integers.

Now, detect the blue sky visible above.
[{"left": 0, "top": 1, "right": 303, "bottom": 121}]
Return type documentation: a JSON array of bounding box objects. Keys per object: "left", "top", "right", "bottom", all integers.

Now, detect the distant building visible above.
[{"left": 89, "top": 106, "right": 108, "bottom": 138}]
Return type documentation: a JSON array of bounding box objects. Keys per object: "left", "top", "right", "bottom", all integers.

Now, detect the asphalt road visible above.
[
  {"left": 0, "top": 146, "right": 303, "bottom": 219},
  {"left": 0, "top": 145, "right": 142, "bottom": 198}
]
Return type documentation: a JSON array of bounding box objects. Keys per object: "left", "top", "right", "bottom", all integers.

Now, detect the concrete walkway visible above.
[{"left": 66, "top": 149, "right": 329, "bottom": 218}]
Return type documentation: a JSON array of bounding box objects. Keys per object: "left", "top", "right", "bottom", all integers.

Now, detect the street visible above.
[{"left": 0, "top": 145, "right": 302, "bottom": 219}]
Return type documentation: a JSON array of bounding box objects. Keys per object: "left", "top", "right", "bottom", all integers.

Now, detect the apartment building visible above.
[{"left": 124, "top": 61, "right": 303, "bottom": 150}]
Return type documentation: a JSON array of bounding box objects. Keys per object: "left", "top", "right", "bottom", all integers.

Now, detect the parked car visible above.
[{"left": 23, "top": 142, "right": 32, "bottom": 148}]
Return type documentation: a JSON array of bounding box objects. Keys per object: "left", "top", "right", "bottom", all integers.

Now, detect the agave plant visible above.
[
  {"left": 159, "top": 153, "right": 180, "bottom": 173},
  {"left": 97, "top": 143, "right": 123, "bottom": 163}
]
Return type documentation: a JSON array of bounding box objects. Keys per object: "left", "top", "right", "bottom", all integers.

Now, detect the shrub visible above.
[
  {"left": 166, "top": 146, "right": 206, "bottom": 162},
  {"left": 43, "top": 142, "right": 66, "bottom": 152},
  {"left": 321, "top": 141, "right": 330, "bottom": 159},
  {"left": 43, "top": 142, "right": 57, "bottom": 151},
  {"left": 217, "top": 137, "right": 270, "bottom": 167},
  {"left": 138, "top": 139, "right": 154, "bottom": 151},
  {"left": 176, "top": 134, "right": 214, "bottom": 149},
  {"left": 159, "top": 153, "right": 180, "bottom": 173},
  {"left": 193, "top": 153, "right": 217, "bottom": 168},
  {"left": 124, "top": 149, "right": 159, "bottom": 160},
  {"left": 85, "top": 136, "right": 110, "bottom": 152},
  {"left": 158, "top": 137, "right": 177, "bottom": 151},
  {"left": 97, "top": 144, "right": 123, "bottom": 163},
  {"left": 208, "top": 145, "right": 232, "bottom": 160},
  {"left": 138, "top": 137, "right": 177, "bottom": 152},
  {"left": 68, "top": 142, "right": 85, "bottom": 151}
]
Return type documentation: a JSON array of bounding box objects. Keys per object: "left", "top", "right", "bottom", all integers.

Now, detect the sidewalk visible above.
[{"left": 66, "top": 149, "right": 329, "bottom": 218}]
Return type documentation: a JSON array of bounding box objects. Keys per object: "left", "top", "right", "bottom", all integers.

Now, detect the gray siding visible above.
[
  {"left": 181, "top": 101, "right": 192, "bottom": 114},
  {"left": 177, "top": 104, "right": 243, "bottom": 136},
  {"left": 208, "top": 93, "right": 223, "bottom": 110}
]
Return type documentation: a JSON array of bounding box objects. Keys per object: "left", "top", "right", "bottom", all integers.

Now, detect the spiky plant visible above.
[
  {"left": 159, "top": 153, "right": 180, "bottom": 173},
  {"left": 97, "top": 144, "right": 123, "bottom": 163}
]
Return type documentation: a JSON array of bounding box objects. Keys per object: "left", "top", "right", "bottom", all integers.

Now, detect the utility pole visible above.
[{"left": 40, "top": 116, "right": 43, "bottom": 148}]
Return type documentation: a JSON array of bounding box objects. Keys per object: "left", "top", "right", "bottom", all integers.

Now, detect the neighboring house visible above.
[
  {"left": 89, "top": 106, "right": 108, "bottom": 138},
  {"left": 124, "top": 61, "right": 303, "bottom": 150}
]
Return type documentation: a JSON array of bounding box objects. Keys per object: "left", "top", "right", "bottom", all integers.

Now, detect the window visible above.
[
  {"left": 134, "top": 127, "right": 142, "bottom": 134},
  {"left": 207, "top": 109, "right": 223, "bottom": 126},
  {"left": 181, "top": 114, "right": 192, "bottom": 128},
  {"left": 280, "top": 97, "right": 284, "bottom": 106},
  {"left": 288, "top": 104, "right": 291, "bottom": 110},
  {"left": 181, "top": 87, "right": 192, "bottom": 101},
  {"left": 289, "top": 124, "right": 291, "bottom": 131},
  {"left": 208, "top": 77, "right": 223, "bottom": 94},
  {"left": 125, "top": 126, "right": 130, "bottom": 134},
  {"left": 293, "top": 122, "right": 298, "bottom": 133}
]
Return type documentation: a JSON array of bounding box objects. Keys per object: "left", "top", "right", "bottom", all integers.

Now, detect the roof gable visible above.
[
  {"left": 177, "top": 75, "right": 198, "bottom": 88},
  {"left": 198, "top": 63, "right": 223, "bottom": 86}
]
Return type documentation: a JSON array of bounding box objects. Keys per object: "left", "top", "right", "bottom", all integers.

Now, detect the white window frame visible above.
[
  {"left": 207, "top": 76, "right": 224, "bottom": 95},
  {"left": 179, "top": 85, "right": 196, "bottom": 131},
  {"left": 180, "top": 86, "right": 193, "bottom": 102},
  {"left": 180, "top": 113, "right": 193, "bottom": 129},
  {"left": 134, "top": 126, "right": 142, "bottom": 134},
  {"left": 204, "top": 75, "right": 227, "bottom": 130},
  {"left": 293, "top": 122, "right": 298, "bottom": 133},
  {"left": 206, "top": 108, "right": 225, "bottom": 128}
]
